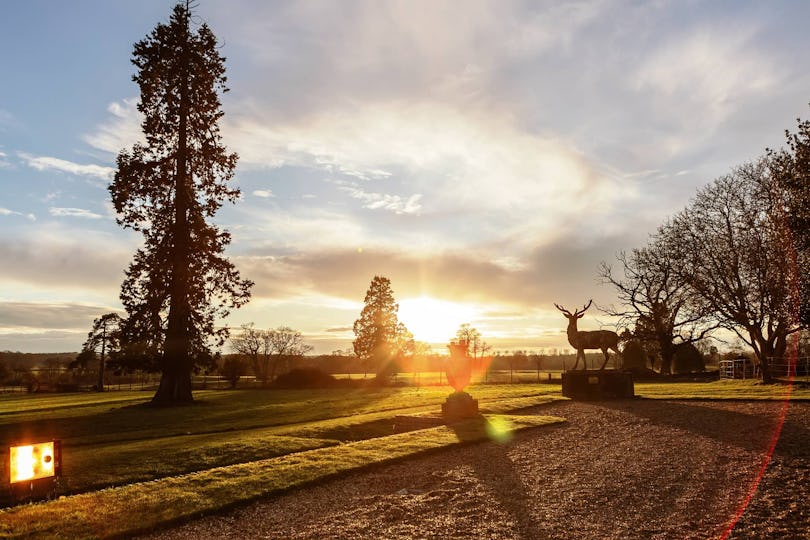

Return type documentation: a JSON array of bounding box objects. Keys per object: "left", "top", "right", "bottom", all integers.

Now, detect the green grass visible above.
[
  {"left": 0, "top": 414, "right": 563, "bottom": 539},
  {"left": 2, "top": 376, "right": 808, "bottom": 538},
  {"left": 636, "top": 379, "right": 810, "bottom": 400},
  {"left": 0, "top": 385, "right": 560, "bottom": 501}
]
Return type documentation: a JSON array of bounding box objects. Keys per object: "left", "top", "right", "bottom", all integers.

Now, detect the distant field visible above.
[{"left": 1, "top": 377, "right": 808, "bottom": 538}]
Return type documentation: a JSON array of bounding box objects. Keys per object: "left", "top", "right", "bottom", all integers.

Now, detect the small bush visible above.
[
  {"left": 672, "top": 342, "right": 706, "bottom": 373},
  {"left": 274, "top": 368, "right": 336, "bottom": 389}
]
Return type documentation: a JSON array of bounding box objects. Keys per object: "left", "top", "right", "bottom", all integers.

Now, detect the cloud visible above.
[
  {"left": 227, "top": 101, "right": 619, "bottom": 247},
  {"left": 333, "top": 180, "right": 422, "bottom": 215},
  {"left": 82, "top": 98, "right": 143, "bottom": 154},
  {"left": 49, "top": 207, "right": 104, "bottom": 219},
  {"left": 0, "top": 207, "right": 35, "bottom": 221},
  {"left": 0, "top": 235, "right": 129, "bottom": 292},
  {"left": 18, "top": 152, "right": 114, "bottom": 181},
  {"left": 0, "top": 301, "right": 120, "bottom": 332},
  {"left": 252, "top": 189, "right": 274, "bottom": 198},
  {"left": 0, "top": 330, "right": 89, "bottom": 353},
  {"left": 633, "top": 24, "right": 783, "bottom": 147},
  {"left": 237, "top": 229, "right": 630, "bottom": 310}
]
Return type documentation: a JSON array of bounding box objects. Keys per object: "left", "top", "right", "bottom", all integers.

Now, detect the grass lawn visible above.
[
  {"left": 635, "top": 378, "right": 810, "bottom": 400},
  {"left": 1, "top": 377, "right": 808, "bottom": 538},
  {"left": 0, "top": 384, "right": 563, "bottom": 539}
]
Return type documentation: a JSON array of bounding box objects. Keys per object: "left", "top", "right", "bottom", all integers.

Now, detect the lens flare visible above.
[{"left": 485, "top": 415, "right": 514, "bottom": 444}]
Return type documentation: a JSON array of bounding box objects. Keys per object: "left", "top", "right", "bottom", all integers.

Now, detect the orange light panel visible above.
[{"left": 10, "top": 442, "right": 56, "bottom": 483}]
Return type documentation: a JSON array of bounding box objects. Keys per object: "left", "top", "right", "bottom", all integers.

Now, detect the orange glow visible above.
[
  {"left": 9, "top": 442, "right": 56, "bottom": 483},
  {"left": 398, "top": 297, "right": 478, "bottom": 344}
]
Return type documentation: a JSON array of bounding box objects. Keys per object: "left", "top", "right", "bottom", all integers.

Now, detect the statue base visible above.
[
  {"left": 562, "top": 370, "right": 634, "bottom": 400},
  {"left": 442, "top": 391, "right": 479, "bottom": 421}
]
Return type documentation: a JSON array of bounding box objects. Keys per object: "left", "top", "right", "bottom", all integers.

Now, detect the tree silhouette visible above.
[
  {"left": 79, "top": 313, "right": 121, "bottom": 391},
  {"left": 230, "top": 324, "right": 312, "bottom": 385},
  {"left": 109, "top": 2, "right": 252, "bottom": 404},
  {"left": 662, "top": 158, "right": 801, "bottom": 381},
  {"left": 599, "top": 243, "right": 717, "bottom": 374},
  {"left": 352, "top": 276, "right": 413, "bottom": 378},
  {"left": 452, "top": 323, "right": 491, "bottom": 380},
  {"left": 770, "top": 109, "right": 810, "bottom": 327}
]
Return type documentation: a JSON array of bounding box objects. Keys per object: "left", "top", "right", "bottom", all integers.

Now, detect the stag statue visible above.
[{"left": 554, "top": 300, "right": 620, "bottom": 370}]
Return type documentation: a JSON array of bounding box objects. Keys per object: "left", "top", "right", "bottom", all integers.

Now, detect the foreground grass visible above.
[
  {"left": 0, "top": 385, "right": 559, "bottom": 499},
  {"left": 2, "top": 377, "right": 807, "bottom": 537},
  {"left": 0, "top": 414, "right": 563, "bottom": 540}
]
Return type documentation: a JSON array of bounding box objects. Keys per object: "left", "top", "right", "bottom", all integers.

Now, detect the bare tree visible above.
[
  {"left": 599, "top": 241, "right": 717, "bottom": 374},
  {"left": 230, "top": 324, "right": 313, "bottom": 385},
  {"left": 453, "top": 323, "right": 492, "bottom": 379},
  {"left": 662, "top": 158, "right": 802, "bottom": 381},
  {"left": 264, "top": 326, "right": 313, "bottom": 381},
  {"left": 769, "top": 109, "right": 810, "bottom": 328}
]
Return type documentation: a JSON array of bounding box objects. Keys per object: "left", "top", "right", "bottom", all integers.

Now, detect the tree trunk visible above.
[
  {"left": 659, "top": 339, "right": 674, "bottom": 375},
  {"left": 97, "top": 326, "right": 106, "bottom": 392},
  {"left": 154, "top": 13, "right": 193, "bottom": 405}
]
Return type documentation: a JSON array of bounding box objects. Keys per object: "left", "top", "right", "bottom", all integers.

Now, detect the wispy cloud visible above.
[
  {"left": 0, "top": 234, "right": 128, "bottom": 292},
  {"left": 19, "top": 152, "right": 114, "bottom": 181},
  {"left": 334, "top": 180, "right": 422, "bottom": 215},
  {"left": 0, "top": 301, "right": 120, "bottom": 331},
  {"left": 228, "top": 101, "right": 617, "bottom": 245},
  {"left": 82, "top": 98, "right": 142, "bottom": 154},
  {"left": 634, "top": 24, "right": 783, "bottom": 143},
  {"left": 0, "top": 207, "right": 36, "bottom": 221},
  {"left": 49, "top": 207, "right": 104, "bottom": 219},
  {"left": 252, "top": 189, "right": 274, "bottom": 198}
]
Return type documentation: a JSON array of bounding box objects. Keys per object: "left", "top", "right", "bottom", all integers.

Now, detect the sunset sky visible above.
[{"left": 2, "top": 1, "right": 809, "bottom": 354}]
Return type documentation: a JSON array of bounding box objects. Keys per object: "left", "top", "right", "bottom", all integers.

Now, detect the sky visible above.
[{"left": 1, "top": 0, "right": 809, "bottom": 355}]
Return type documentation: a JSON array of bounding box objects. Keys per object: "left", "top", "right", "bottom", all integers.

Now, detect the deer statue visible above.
[{"left": 554, "top": 300, "right": 620, "bottom": 371}]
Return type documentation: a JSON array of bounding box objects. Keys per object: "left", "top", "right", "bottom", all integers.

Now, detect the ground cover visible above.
[
  {"left": 0, "top": 385, "right": 559, "bottom": 501},
  {"left": 2, "top": 378, "right": 808, "bottom": 538},
  {"left": 0, "top": 414, "right": 563, "bottom": 539},
  {"left": 635, "top": 379, "right": 810, "bottom": 400}
]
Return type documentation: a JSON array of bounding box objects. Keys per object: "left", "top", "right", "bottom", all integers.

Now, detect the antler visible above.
[
  {"left": 553, "top": 303, "right": 571, "bottom": 316},
  {"left": 556, "top": 300, "right": 593, "bottom": 318},
  {"left": 575, "top": 299, "right": 593, "bottom": 317}
]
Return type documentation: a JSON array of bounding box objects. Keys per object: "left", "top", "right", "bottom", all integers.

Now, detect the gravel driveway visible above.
[{"left": 142, "top": 399, "right": 810, "bottom": 539}]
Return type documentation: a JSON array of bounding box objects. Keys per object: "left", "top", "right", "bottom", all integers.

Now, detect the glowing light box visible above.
[{"left": 9, "top": 441, "right": 61, "bottom": 484}]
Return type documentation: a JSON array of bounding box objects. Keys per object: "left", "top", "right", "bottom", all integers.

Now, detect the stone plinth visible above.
[
  {"left": 442, "top": 391, "right": 479, "bottom": 421},
  {"left": 562, "top": 370, "right": 634, "bottom": 400}
]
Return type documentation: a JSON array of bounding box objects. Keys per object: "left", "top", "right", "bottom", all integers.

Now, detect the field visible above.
[{"left": 0, "top": 378, "right": 808, "bottom": 538}]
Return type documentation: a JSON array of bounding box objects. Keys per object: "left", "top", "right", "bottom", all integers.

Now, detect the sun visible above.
[{"left": 398, "top": 296, "right": 478, "bottom": 345}]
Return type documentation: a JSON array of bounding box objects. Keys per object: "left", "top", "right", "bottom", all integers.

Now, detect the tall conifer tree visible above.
[
  {"left": 110, "top": 2, "right": 252, "bottom": 404},
  {"left": 352, "top": 276, "right": 413, "bottom": 378}
]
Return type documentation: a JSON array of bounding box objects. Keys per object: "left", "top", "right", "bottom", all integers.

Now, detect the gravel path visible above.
[{"left": 142, "top": 399, "right": 810, "bottom": 539}]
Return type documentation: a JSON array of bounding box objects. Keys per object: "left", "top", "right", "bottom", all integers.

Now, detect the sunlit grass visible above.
[
  {"left": 0, "top": 414, "right": 564, "bottom": 539},
  {"left": 636, "top": 379, "right": 810, "bottom": 400},
  {"left": 3, "top": 376, "right": 807, "bottom": 537},
  {"left": 0, "top": 385, "right": 561, "bottom": 502}
]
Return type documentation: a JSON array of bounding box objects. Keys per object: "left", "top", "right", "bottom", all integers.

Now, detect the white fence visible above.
[{"left": 767, "top": 357, "right": 810, "bottom": 378}]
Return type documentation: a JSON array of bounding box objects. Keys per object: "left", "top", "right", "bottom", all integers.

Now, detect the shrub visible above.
[
  {"left": 273, "top": 368, "right": 336, "bottom": 389},
  {"left": 672, "top": 342, "right": 706, "bottom": 373}
]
